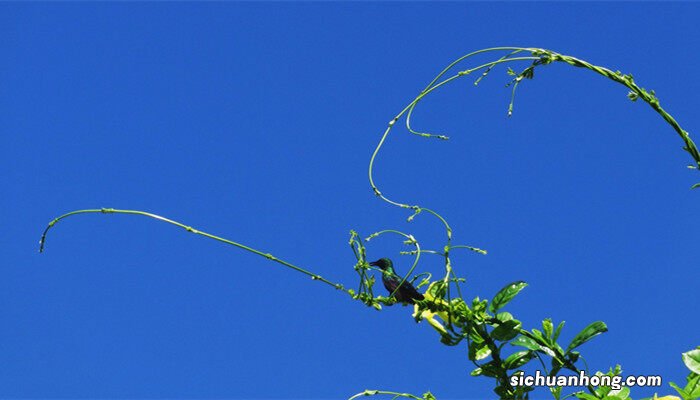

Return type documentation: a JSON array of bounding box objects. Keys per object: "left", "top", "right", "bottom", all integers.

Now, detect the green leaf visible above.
[
  {"left": 511, "top": 335, "right": 541, "bottom": 351},
  {"left": 480, "top": 361, "right": 504, "bottom": 378},
  {"left": 569, "top": 351, "right": 580, "bottom": 364},
  {"left": 470, "top": 367, "right": 483, "bottom": 376},
  {"left": 567, "top": 321, "right": 608, "bottom": 352},
  {"left": 595, "top": 383, "right": 612, "bottom": 397},
  {"left": 469, "top": 341, "right": 492, "bottom": 361},
  {"left": 440, "top": 333, "right": 462, "bottom": 346},
  {"left": 531, "top": 328, "right": 544, "bottom": 340},
  {"left": 553, "top": 321, "right": 565, "bottom": 342},
  {"left": 468, "top": 325, "right": 485, "bottom": 344},
  {"left": 540, "top": 345, "right": 557, "bottom": 358},
  {"left": 504, "top": 350, "right": 534, "bottom": 370},
  {"left": 682, "top": 349, "right": 700, "bottom": 375},
  {"left": 608, "top": 387, "right": 630, "bottom": 400},
  {"left": 450, "top": 298, "right": 471, "bottom": 323},
  {"left": 686, "top": 373, "right": 700, "bottom": 397},
  {"left": 543, "top": 318, "right": 554, "bottom": 340},
  {"left": 489, "top": 281, "right": 528, "bottom": 313},
  {"left": 510, "top": 335, "right": 558, "bottom": 358},
  {"left": 552, "top": 342, "right": 565, "bottom": 355},
  {"left": 496, "top": 312, "right": 514, "bottom": 322},
  {"left": 550, "top": 386, "right": 562, "bottom": 400},
  {"left": 428, "top": 280, "right": 447, "bottom": 299},
  {"left": 530, "top": 328, "right": 550, "bottom": 348},
  {"left": 472, "top": 296, "right": 488, "bottom": 318},
  {"left": 494, "top": 385, "right": 513, "bottom": 399},
  {"left": 609, "top": 364, "right": 623, "bottom": 376},
  {"left": 491, "top": 319, "right": 522, "bottom": 341},
  {"left": 691, "top": 182, "right": 700, "bottom": 189},
  {"left": 673, "top": 373, "right": 700, "bottom": 399},
  {"left": 422, "top": 392, "right": 437, "bottom": 400},
  {"left": 669, "top": 381, "right": 689, "bottom": 399}
]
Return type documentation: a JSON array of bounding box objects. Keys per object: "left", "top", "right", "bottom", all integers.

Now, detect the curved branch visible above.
[{"left": 39, "top": 208, "right": 349, "bottom": 293}]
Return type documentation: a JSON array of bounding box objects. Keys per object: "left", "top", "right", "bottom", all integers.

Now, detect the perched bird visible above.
[{"left": 369, "top": 258, "right": 424, "bottom": 304}]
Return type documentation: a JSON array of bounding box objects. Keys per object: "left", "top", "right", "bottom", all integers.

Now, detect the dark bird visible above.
[{"left": 369, "top": 258, "right": 424, "bottom": 304}]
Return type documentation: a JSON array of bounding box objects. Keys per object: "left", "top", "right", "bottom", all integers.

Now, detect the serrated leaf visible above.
[
  {"left": 567, "top": 321, "right": 608, "bottom": 352},
  {"left": 682, "top": 349, "right": 700, "bottom": 375},
  {"left": 489, "top": 281, "right": 528, "bottom": 313}
]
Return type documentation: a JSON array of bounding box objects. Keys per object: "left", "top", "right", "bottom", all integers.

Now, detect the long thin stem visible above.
[
  {"left": 39, "top": 208, "right": 349, "bottom": 293},
  {"left": 369, "top": 47, "right": 698, "bottom": 232},
  {"left": 542, "top": 51, "right": 699, "bottom": 168},
  {"left": 348, "top": 390, "right": 423, "bottom": 400}
]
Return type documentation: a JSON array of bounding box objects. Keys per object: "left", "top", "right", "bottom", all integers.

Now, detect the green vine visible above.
[{"left": 39, "top": 47, "right": 698, "bottom": 400}]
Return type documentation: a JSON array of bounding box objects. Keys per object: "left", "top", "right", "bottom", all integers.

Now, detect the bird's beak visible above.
[{"left": 369, "top": 260, "right": 379, "bottom": 266}]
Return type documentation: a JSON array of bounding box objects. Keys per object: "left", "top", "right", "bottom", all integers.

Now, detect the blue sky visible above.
[{"left": 2, "top": 2, "right": 698, "bottom": 400}]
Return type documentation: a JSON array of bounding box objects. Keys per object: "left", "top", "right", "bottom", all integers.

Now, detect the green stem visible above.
[
  {"left": 39, "top": 208, "right": 349, "bottom": 293},
  {"left": 543, "top": 51, "right": 699, "bottom": 168},
  {"left": 348, "top": 390, "right": 423, "bottom": 400},
  {"left": 449, "top": 245, "right": 488, "bottom": 255},
  {"left": 369, "top": 47, "right": 698, "bottom": 263}
]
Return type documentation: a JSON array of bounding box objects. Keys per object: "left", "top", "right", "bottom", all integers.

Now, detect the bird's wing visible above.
[
  {"left": 382, "top": 275, "right": 401, "bottom": 294},
  {"left": 400, "top": 281, "right": 425, "bottom": 301}
]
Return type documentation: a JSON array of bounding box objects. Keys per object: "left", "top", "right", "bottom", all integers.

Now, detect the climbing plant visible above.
[{"left": 40, "top": 47, "right": 699, "bottom": 400}]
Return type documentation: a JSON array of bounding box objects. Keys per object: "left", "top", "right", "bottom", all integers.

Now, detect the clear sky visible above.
[{"left": 2, "top": 2, "right": 698, "bottom": 400}]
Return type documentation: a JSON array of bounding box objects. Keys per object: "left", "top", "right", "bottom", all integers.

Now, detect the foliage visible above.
[{"left": 665, "top": 348, "right": 700, "bottom": 400}]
